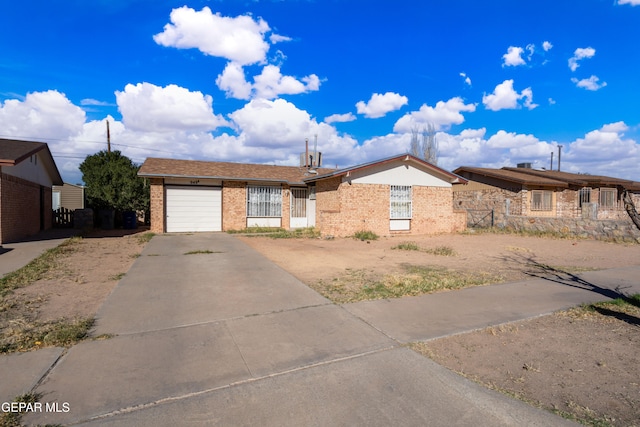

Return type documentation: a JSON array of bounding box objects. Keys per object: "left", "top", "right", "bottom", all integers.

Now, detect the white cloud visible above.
[
  {"left": 525, "top": 43, "right": 535, "bottom": 61},
  {"left": 393, "top": 97, "right": 476, "bottom": 132},
  {"left": 502, "top": 46, "right": 526, "bottom": 67},
  {"left": 460, "top": 72, "right": 472, "bottom": 86},
  {"left": 216, "top": 63, "right": 321, "bottom": 100},
  {"left": 568, "top": 47, "right": 596, "bottom": 72},
  {"left": 80, "top": 98, "right": 114, "bottom": 107},
  {"left": 269, "top": 34, "right": 292, "bottom": 44},
  {"left": 543, "top": 41, "right": 553, "bottom": 51},
  {"left": 0, "top": 90, "right": 86, "bottom": 140},
  {"left": 548, "top": 98, "right": 556, "bottom": 105},
  {"left": 600, "top": 121, "right": 628, "bottom": 133},
  {"left": 153, "top": 6, "right": 271, "bottom": 66},
  {"left": 253, "top": 65, "right": 321, "bottom": 99},
  {"left": 356, "top": 92, "right": 408, "bottom": 119},
  {"left": 115, "top": 82, "right": 228, "bottom": 132},
  {"left": 571, "top": 75, "right": 607, "bottom": 91},
  {"left": 618, "top": 0, "right": 640, "bottom": 5},
  {"left": 216, "top": 62, "right": 253, "bottom": 100},
  {"left": 482, "top": 80, "right": 537, "bottom": 111},
  {"left": 324, "top": 113, "right": 356, "bottom": 124}
]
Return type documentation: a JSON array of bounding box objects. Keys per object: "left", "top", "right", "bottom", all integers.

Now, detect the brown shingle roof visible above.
[
  {"left": 0, "top": 138, "right": 63, "bottom": 185},
  {"left": 502, "top": 167, "right": 640, "bottom": 189},
  {"left": 454, "top": 166, "right": 569, "bottom": 187},
  {"left": 138, "top": 157, "right": 336, "bottom": 185},
  {"left": 454, "top": 166, "right": 640, "bottom": 191},
  {"left": 0, "top": 138, "right": 47, "bottom": 166}
]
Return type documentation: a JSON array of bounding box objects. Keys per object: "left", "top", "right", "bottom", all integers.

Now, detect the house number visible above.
[{"left": 190, "top": 180, "right": 200, "bottom": 185}]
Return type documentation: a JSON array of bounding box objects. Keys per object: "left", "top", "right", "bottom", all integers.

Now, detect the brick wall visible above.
[
  {"left": 315, "top": 178, "right": 465, "bottom": 237},
  {"left": 222, "top": 181, "right": 246, "bottom": 231},
  {"left": 149, "top": 178, "right": 164, "bottom": 233},
  {"left": 0, "top": 173, "right": 48, "bottom": 243}
]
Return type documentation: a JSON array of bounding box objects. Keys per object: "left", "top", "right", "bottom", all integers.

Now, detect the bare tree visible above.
[
  {"left": 409, "top": 124, "right": 438, "bottom": 165},
  {"left": 622, "top": 188, "right": 640, "bottom": 231}
]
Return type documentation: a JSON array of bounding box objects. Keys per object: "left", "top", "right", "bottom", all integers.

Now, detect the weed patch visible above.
[
  {"left": 184, "top": 250, "right": 225, "bottom": 255},
  {"left": 0, "top": 237, "right": 81, "bottom": 297},
  {"left": 0, "top": 317, "right": 94, "bottom": 354},
  {"left": 314, "top": 265, "right": 502, "bottom": 303},
  {"left": 353, "top": 230, "right": 379, "bottom": 241},
  {"left": 392, "top": 241, "right": 420, "bottom": 251},
  {"left": 136, "top": 232, "right": 155, "bottom": 244}
]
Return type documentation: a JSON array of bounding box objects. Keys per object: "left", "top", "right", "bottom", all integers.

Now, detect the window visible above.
[
  {"left": 599, "top": 188, "right": 617, "bottom": 208},
  {"left": 390, "top": 185, "right": 412, "bottom": 219},
  {"left": 531, "top": 190, "right": 552, "bottom": 211},
  {"left": 578, "top": 187, "right": 591, "bottom": 207},
  {"left": 247, "top": 186, "right": 282, "bottom": 217}
]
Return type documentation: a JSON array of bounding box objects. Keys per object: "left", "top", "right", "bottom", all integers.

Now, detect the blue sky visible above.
[{"left": 1, "top": 0, "right": 639, "bottom": 184}]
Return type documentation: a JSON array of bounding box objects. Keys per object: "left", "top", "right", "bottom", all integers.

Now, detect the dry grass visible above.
[{"left": 313, "top": 265, "right": 503, "bottom": 303}]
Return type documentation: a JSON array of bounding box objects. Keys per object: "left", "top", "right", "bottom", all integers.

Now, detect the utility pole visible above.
[{"left": 106, "top": 120, "right": 111, "bottom": 153}]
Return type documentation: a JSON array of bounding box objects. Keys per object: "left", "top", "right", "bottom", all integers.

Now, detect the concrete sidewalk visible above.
[{"left": 13, "top": 233, "right": 634, "bottom": 425}]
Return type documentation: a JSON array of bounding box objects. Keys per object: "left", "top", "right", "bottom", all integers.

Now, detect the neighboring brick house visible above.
[
  {"left": 138, "top": 154, "right": 467, "bottom": 237},
  {"left": 0, "top": 138, "right": 64, "bottom": 244},
  {"left": 453, "top": 165, "right": 640, "bottom": 227}
]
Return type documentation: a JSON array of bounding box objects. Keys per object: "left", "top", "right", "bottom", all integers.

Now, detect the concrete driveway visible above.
[{"left": 20, "top": 233, "right": 580, "bottom": 426}]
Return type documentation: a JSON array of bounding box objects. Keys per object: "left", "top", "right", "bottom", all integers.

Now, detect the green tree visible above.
[{"left": 79, "top": 150, "right": 149, "bottom": 212}]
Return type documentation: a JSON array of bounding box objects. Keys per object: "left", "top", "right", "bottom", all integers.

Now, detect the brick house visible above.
[
  {"left": 0, "top": 138, "right": 64, "bottom": 244},
  {"left": 452, "top": 165, "right": 640, "bottom": 227},
  {"left": 138, "top": 154, "right": 467, "bottom": 237}
]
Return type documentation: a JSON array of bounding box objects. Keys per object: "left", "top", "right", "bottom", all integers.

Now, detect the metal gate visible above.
[{"left": 290, "top": 188, "right": 308, "bottom": 228}]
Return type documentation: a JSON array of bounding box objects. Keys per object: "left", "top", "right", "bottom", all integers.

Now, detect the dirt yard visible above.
[
  {"left": 2, "top": 230, "right": 639, "bottom": 426},
  {"left": 240, "top": 232, "right": 640, "bottom": 427}
]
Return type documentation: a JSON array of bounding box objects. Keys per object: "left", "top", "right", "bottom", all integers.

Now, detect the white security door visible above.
[
  {"left": 166, "top": 186, "right": 222, "bottom": 232},
  {"left": 290, "top": 188, "right": 308, "bottom": 228}
]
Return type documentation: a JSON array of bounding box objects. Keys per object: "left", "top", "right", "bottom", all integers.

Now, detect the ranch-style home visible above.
[
  {"left": 138, "top": 154, "right": 468, "bottom": 237},
  {"left": 452, "top": 164, "right": 640, "bottom": 227},
  {"left": 0, "top": 138, "right": 64, "bottom": 244}
]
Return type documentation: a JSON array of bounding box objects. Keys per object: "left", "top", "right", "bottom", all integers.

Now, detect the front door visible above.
[{"left": 290, "top": 188, "right": 308, "bottom": 228}]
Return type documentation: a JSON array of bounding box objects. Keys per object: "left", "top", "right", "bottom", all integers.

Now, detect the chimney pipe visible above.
[
  {"left": 550, "top": 151, "right": 554, "bottom": 171},
  {"left": 305, "top": 138, "right": 309, "bottom": 168},
  {"left": 558, "top": 145, "right": 562, "bottom": 171}
]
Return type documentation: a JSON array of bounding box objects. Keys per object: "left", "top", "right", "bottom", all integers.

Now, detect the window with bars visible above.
[
  {"left": 247, "top": 186, "right": 282, "bottom": 217},
  {"left": 579, "top": 187, "right": 591, "bottom": 207},
  {"left": 390, "top": 185, "right": 412, "bottom": 219},
  {"left": 599, "top": 188, "right": 617, "bottom": 208},
  {"left": 531, "top": 190, "right": 553, "bottom": 211}
]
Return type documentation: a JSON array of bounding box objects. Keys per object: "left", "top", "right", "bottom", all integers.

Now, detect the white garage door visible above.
[{"left": 166, "top": 186, "right": 222, "bottom": 232}]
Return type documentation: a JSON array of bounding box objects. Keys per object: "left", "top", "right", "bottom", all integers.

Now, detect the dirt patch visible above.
[
  {"left": 238, "top": 232, "right": 640, "bottom": 286},
  {"left": 240, "top": 232, "right": 640, "bottom": 426},
  {"left": 0, "top": 229, "right": 149, "bottom": 352},
  {"left": 419, "top": 303, "right": 640, "bottom": 427}
]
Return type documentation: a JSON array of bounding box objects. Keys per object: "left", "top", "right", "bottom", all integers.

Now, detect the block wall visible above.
[
  {"left": 0, "top": 173, "right": 49, "bottom": 244},
  {"left": 149, "top": 178, "right": 164, "bottom": 233},
  {"left": 315, "top": 178, "right": 465, "bottom": 237},
  {"left": 222, "top": 181, "right": 246, "bottom": 231}
]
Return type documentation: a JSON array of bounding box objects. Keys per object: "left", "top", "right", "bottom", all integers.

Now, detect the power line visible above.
[{"left": 0, "top": 133, "right": 177, "bottom": 155}]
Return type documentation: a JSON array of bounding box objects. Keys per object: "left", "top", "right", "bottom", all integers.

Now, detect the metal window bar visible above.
[
  {"left": 291, "top": 188, "right": 307, "bottom": 218},
  {"left": 599, "top": 188, "right": 617, "bottom": 208},
  {"left": 390, "top": 185, "right": 412, "bottom": 219},
  {"left": 531, "top": 190, "right": 552, "bottom": 211},
  {"left": 247, "top": 186, "right": 282, "bottom": 217},
  {"left": 579, "top": 187, "right": 591, "bottom": 207}
]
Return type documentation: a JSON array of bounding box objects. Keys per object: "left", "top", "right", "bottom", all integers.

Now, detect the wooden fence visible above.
[{"left": 52, "top": 207, "right": 74, "bottom": 228}]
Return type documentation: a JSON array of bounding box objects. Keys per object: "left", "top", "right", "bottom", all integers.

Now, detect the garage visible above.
[{"left": 165, "top": 186, "right": 222, "bottom": 232}]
